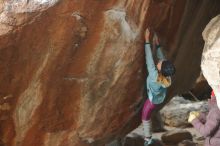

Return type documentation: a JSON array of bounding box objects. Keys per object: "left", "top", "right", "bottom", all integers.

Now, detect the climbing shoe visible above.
[{"left": 144, "top": 138, "right": 154, "bottom": 146}]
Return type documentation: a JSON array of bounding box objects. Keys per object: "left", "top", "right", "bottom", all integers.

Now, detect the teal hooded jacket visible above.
[{"left": 145, "top": 43, "right": 171, "bottom": 104}]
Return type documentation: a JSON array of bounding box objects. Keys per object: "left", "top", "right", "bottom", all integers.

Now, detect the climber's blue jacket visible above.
[{"left": 145, "top": 43, "right": 171, "bottom": 104}]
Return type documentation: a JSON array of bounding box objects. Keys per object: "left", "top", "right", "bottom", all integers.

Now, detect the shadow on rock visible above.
[
  {"left": 178, "top": 140, "right": 197, "bottom": 146},
  {"left": 123, "top": 137, "right": 163, "bottom": 146}
]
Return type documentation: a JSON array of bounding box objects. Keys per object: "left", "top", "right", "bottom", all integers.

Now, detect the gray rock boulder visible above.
[{"left": 160, "top": 96, "right": 208, "bottom": 127}]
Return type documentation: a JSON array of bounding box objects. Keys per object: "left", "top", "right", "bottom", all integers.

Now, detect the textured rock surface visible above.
[
  {"left": 123, "top": 124, "right": 204, "bottom": 146},
  {"left": 178, "top": 140, "right": 197, "bottom": 146},
  {"left": 0, "top": 0, "right": 59, "bottom": 35},
  {"left": 160, "top": 97, "right": 208, "bottom": 127},
  {"left": 201, "top": 15, "right": 220, "bottom": 108},
  {"left": 165, "top": 0, "right": 220, "bottom": 97},
  {"left": 182, "top": 73, "right": 212, "bottom": 101},
  {"left": 161, "top": 129, "right": 192, "bottom": 145},
  {"left": 123, "top": 137, "right": 163, "bottom": 146},
  {"left": 0, "top": 0, "right": 220, "bottom": 146},
  {"left": 122, "top": 137, "right": 145, "bottom": 146}
]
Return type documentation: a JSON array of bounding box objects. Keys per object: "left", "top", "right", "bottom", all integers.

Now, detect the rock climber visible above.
[
  {"left": 142, "top": 28, "right": 176, "bottom": 146},
  {"left": 188, "top": 90, "right": 220, "bottom": 146}
]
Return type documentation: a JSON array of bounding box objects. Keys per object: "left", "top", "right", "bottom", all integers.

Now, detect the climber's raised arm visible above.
[
  {"left": 156, "top": 46, "right": 165, "bottom": 60},
  {"left": 153, "top": 33, "right": 165, "bottom": 60},
  {"left": 145, "top": 29, "right": 158, "bottom": 79}
]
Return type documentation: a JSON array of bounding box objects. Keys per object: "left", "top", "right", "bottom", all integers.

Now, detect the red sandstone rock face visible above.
[
  {"left": 0, "top": 1, "right": 151, "bottom": 146},
  {"left": 0, "top": 0, "right": 220, "bottom": 146}
]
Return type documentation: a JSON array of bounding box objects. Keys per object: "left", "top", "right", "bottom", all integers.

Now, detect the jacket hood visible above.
[{"left": 157, "top": 73, "right": 171, "bottom": 88}]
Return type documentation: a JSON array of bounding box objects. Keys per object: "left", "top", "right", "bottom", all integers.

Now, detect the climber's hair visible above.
[{"left": 161, "top": 60, "right": 175, "bottom": 77}]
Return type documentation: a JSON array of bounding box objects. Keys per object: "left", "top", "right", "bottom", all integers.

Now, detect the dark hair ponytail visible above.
[{"left": 161, "top": 60, "right": 175, "bottom": 77}]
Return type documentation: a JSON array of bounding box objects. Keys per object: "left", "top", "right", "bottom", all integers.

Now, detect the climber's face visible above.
[{"left": 157, "top": 60, "right": 163, "bottom": 71}]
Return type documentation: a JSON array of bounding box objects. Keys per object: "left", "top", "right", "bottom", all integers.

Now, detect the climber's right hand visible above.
[
  {"left": 145, "top": 28, "right": 150, "bottom": 43},
  {"left": 153, "top": 33, "right": 160, "bottom": 47}
]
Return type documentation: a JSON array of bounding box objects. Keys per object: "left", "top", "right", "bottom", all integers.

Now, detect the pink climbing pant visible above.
[{"left": 142, "top": 99, "right": 157, "bottom": 120}]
